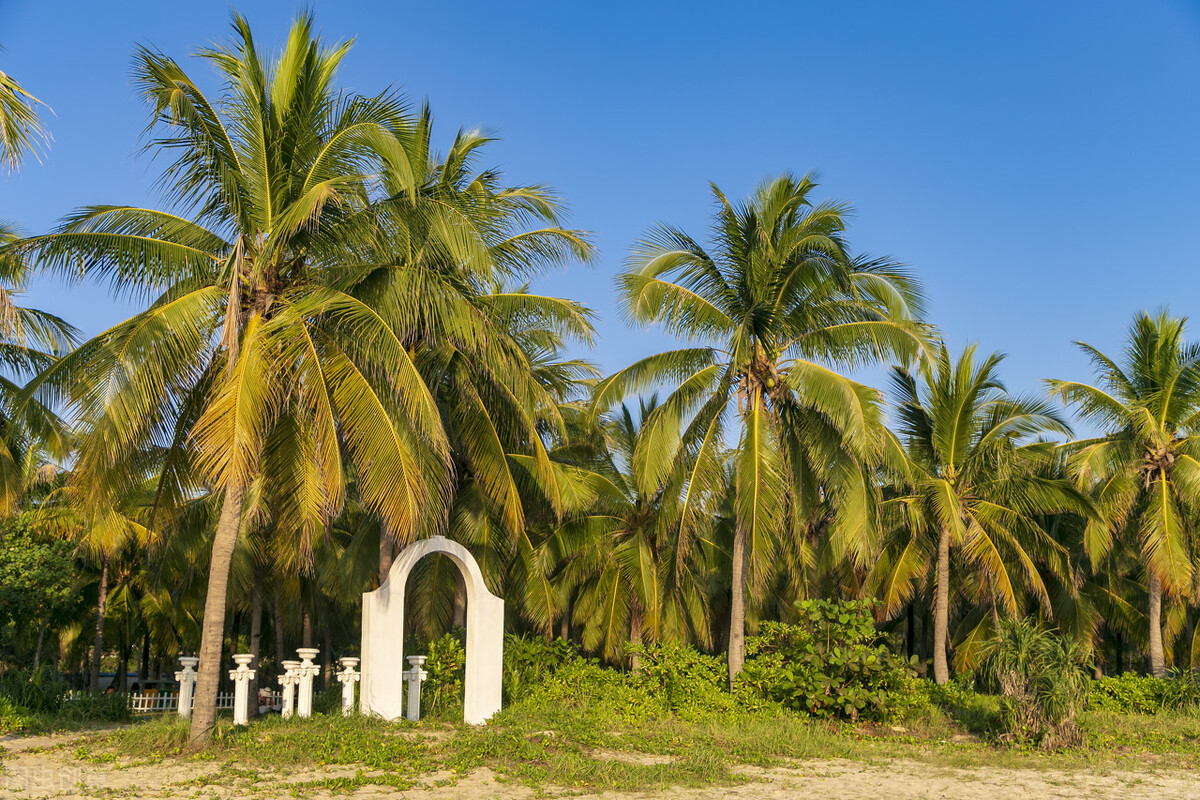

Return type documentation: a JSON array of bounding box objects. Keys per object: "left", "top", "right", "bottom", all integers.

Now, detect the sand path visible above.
[{"left": 0, "top": 731, "right": 1193, "bottom": 799}]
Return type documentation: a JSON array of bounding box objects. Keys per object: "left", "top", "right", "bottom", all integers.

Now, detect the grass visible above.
[{"left": 39, "top": 694, "right": 1198, "bottom": 797}]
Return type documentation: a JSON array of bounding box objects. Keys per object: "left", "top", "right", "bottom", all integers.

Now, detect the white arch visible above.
[{"left": 360, "top": 535, "right": 504, "bottom": 724}]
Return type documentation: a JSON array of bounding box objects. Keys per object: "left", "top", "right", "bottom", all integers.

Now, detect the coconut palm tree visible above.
[
  {"left": 1048, "top": 310, "right": 1200, "bottom": 677},
  {"left": 18, "top": 14, "right": 593, "bottom": 742},
  {"left": 15, "top": 14, "right": 453, "bottom": 744},
  {"left": 883, "top": 343, "right": 1086, "bottom": 683},
  {"left": 596, "top": 173, "right": 928, "bottom": 684}
]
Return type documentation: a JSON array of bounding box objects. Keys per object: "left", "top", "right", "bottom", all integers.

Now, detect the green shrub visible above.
[
  {"left": 984, "top": 619, "right": 1089, "bottom": 748},
  {"left": 0, "top": 695, "right": 37, "bottom": 733},
  {"left": 514, "top": 656, "right": 659, "bottom": 725},
  {"left": 1089, "top": 671, "right": 1200, "bottom": 715},
  {"left": 739, "top": 599, "right": 916, "bottom": 722},
  {"left": 422, "top": 632, "right": 466, "bottom": 717},
  {"left": 502, "top": 634, "right": 576, "bottom": 703},
  {"left": 629, "top": 642, "right": 742, "bottom": 719}
]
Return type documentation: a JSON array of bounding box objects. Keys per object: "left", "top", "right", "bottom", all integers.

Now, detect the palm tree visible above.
[
  {"left": 1048, "top": 310, "right": 1200, "bottom": 677},
  {"left": 883, "top": 343, "right": 1085, "bottom": 683},
  {"left": 597, "top": 173, "right": 928, "bottom": 684},
  {"left": 18, "top": 14, "right": 452, "bottom": 744},
  {"left": 0, "top": 59, "right": 49, "bottom": 171},
  {"left": 19, "top": 14, "right": 593, "bottom": 742}
]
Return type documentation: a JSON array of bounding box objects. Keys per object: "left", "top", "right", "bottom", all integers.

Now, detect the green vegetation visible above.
[{"left": 0, "top": 12, "right": 1198, "bottom": 772}]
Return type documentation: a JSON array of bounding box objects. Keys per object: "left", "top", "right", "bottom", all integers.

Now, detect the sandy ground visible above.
[{"left": 0, "top": 731, "right": 1196, "bottom": 799}]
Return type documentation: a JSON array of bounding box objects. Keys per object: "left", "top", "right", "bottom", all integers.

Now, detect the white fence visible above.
[{"left": 128, "top": 690, "right": 282, "bottom": 714}]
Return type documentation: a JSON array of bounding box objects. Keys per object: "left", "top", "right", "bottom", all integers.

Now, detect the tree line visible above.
[{"left": 0, "top": 13, "right": 1196, "bottom": 746}]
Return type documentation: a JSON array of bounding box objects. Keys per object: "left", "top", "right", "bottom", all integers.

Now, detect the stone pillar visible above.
[
  {"left": 403, "top": 655, "right": 428, "bottom": 722},
  {"left": 228, "top": 654, "right": 256, "bottom": 726},
  {"left": 279, "top": 660, "right": 300, "bottom": 719},
  {"left": 296, "top": 648, "right": 321, "bottom": 718},
  {"left": 175, "top": 656, "right": 199, "bottom": 719},
  {"left": 335, "top": 657, "right": 360, "bottom": 716}
]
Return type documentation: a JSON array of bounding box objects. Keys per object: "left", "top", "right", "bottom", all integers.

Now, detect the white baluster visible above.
[
  {"left": 402, "top": 655, "right": 428, "bottom": 722},
  {"left": 295, "top": 648, "right": 321, "bottom": 718},
  {"left": 228, "top": 654, "right": 256, "bottom": 725},
  {"left": 279, "top": 660, "right": 300, "bottom": 719},
  {"left": 174, "top": 656, "right": 199, "bottom": 719},
  {"left": 335, "top": 657, "right": 361, "bottom": 716}
]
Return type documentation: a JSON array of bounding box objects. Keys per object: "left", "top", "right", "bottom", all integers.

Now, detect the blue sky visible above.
[{"left": 2, "top": 1, "right": 1199, "bottom": 421}]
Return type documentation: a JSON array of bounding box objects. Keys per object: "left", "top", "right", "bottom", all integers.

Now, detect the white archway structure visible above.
[{"left": 360, "top": 535, "right": 504, "bottom": 724}]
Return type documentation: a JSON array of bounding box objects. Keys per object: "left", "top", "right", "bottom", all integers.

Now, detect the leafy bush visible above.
[
  {"left": 514, "top": 656, "right": 659, "bottom": 724},
  {"left": 739, "top": 599, "right": 917, "bottom": 722},
  {"left": 422, "top": 632, "right": 466, "bottom": 717},
  {"left": 1089, "top": 671, "right": 1200, "bottom": 715},
  {"left": 984, "top": 619, "right": 1089, "bottom": 748},
  {"left": 0, "top": 695, "right": 37, "bottom": 733},
  {"left": 629, "top": 642, "right": 742, "bottom": 719},
  {"left": 502, "top": 634, "right": 576, "bottom": 703}
]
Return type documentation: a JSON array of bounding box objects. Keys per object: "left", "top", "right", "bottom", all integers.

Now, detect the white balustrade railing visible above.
[{"left": 127, "top": 690, "right": 282, "bottom": 714}]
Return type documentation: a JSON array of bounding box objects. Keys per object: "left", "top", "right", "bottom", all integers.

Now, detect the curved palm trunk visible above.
[
  {"left": 933, "top": 525, "right": 951, "bottom": 685},
  {"left": 188, "top": 482, "right": 244, "bottom": 747},
  {"left": 90, "top": 555, "right": 109, "bottom": 691},
  {"left": 727, "top": 522, "right": 748, "bottom": 687},
  {"left": 1148, "top": 571, "right": 1165, "bottom": 678}
]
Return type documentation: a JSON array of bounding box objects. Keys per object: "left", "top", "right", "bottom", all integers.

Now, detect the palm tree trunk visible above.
[
  {"left": 629, "top": 608, "right": 644, "bottom": 673},
  {"left": 273, "top": 589, "right": 285, "bottom": 675},
  {"left": 139, "top": 631, "right": 150, "bottom": 685},
  {"left": 117, "top": 633, "right": 129, "bottom": 693},
  {"left": 187, "top": 481, "right": 244, "bottom": 747},
  {"left": 33, "top": 623, "right": 46, "bottom": 670},
  {"left": 379, "top": 529, "right": 394, "bottom": 587},
  {"left": 248, "top": 563, "right": 263, "bottom": 716},
  {"left": 1149, "top": 571, "right": 1166, "bottom": 677},
  {"left": 559, "top": 596, "right": 571, "bottom": 642},
  {"left": 90, "top": 555, "right": 109, "bottom": 691},
  {"left": 906, "top": 603, "right": 915, "bottom": 661},
  {"left": 727, "top": 522, "right": 748, "bottom": 687},
  {"left": 452, "top": 568, "right": 468, "bottom": 629},
  {"left": 933, "top": 525, "right": 952, "bottom": 685}
]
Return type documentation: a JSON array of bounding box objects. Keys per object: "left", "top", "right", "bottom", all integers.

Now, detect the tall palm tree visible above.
[
  {"left": 883, "top": 343, "right": 1085, "bottom": 683},
  {"left": 596, "top": 173, "right": 928, "bottom": 684},
  {"left": 18, "top": 14, "right": 451, "bottom": 744},
  {"left": 19, "top": 14, "right": 592, "bottom": 742},
  {"left": 1048, "top": 310, "right": 1200, "bottom": 677}
]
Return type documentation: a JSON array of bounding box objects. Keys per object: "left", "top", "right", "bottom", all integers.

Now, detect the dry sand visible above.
[{"left": 0, "top": 730, "right": 1195, "bottom": 799}]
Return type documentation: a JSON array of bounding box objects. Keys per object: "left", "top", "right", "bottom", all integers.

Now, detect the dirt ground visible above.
[{"left": 1, "top": 731, "right": 1195, "bottom": 799}]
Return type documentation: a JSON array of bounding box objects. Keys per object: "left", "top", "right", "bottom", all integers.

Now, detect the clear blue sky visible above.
[{"left": 2, "top": 1, "right": 1199, "bottom": 420}]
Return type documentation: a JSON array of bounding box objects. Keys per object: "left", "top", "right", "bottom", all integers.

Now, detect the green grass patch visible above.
[{"left": 56, "top": 690, "right": 1200, "bottom": 797}]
